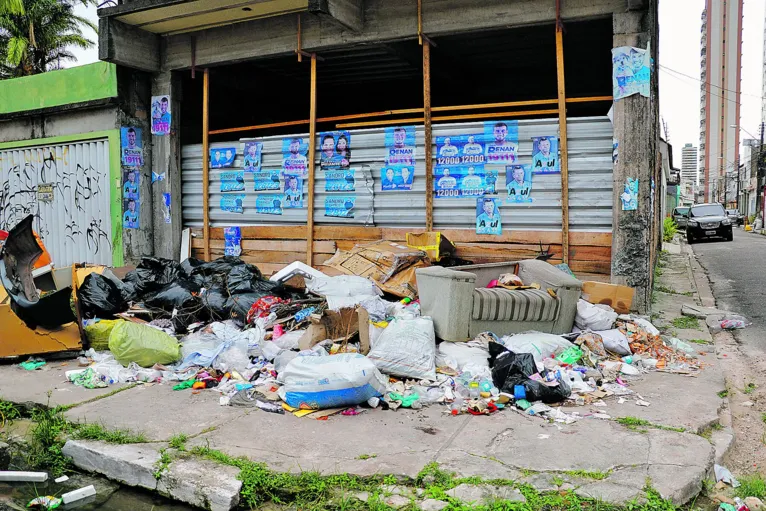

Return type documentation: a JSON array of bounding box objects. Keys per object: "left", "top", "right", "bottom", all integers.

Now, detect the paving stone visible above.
[
  {"left": 575, "top": 482, "right": 645, "bottom": 504},
  {"left": 419, "top": 498, "right": 449, "bottom": 511},
  {"left": 446, "top": 484, "right": 526, "bottom": 504},
  {"left": 384, "top": 494, "right": 412, "bottom": 508}
]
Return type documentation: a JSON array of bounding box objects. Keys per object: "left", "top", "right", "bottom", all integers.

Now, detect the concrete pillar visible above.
[
  {"left": 610, "top": 1, "right": 659, "bottom": 314},
  {"left": 151, "top": 71, "right": 183, "bottom": 261}
]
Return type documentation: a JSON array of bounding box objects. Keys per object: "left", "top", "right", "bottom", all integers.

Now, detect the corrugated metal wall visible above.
[
  {"left": 0, "top": 139, "right": 113, "bottom": 266},
  {"left": 181, "top": 116, "right": 612, "bottom": 232}
]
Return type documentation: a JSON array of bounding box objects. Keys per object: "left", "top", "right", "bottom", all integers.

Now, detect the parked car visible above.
[
  {"left": 686, "top": 203, "right": 733, "bottom": 243},
  {"left": 672, "top": 206, "right": 690, "bottom": 228},
  {"left": 726, "top": 209, "right": 744, "bottom": 226}
]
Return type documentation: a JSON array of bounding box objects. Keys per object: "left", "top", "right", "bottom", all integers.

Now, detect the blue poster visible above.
[
  {"left": 282, "top": 137, "right": 309, "bottom": 178},
  {"left": 325, "top": 196, "right": 355, "bottom": 218},
  {"left": 476, "top": 198, "right": 502, "bottom": 235},
  {"left": 121, "top": 127, "right": 144, "bottom": 167},
  {"left": 123, "top": 168, "right": 140, "bottom": 200},
  {"left": 385, "top": 126, "right": 416, "bottom": 166},
  {"left": 256, "top": 194, "right": 283, "bottom": 215},
  {"left": 435, "top": 135, "right": 485, "bottom": 167},
  {"left": 434, "top": 166, "right": 486, "bottom": 199},
  {"left": 380, "top": 165, "right": 414, "bottom": 191},
  {"left": 531, "top": 136, "right": 560, "bottom": 174},
  {"left": 162, "top": 192, "right": 171, "bottom": 224},
  {"left": 151, "top": 95, "right": 171, "bottom": 136},
  {"left": 283, "top": 175, "right": 303, "bottom": 208},
  {"left": 253, "top": 170, "right": 281, "bottom": 191},
  {"left": 224, "top": 226, "right": 241, "bottom": 256},
  {"left": 220, "top": 171, "right": 245, "bottom": 192},
  {"left": 612, "top": 46, "right": 650, "bottom": 100},
  {"left": 123, "top": 199, "right": 139, "bottom": 229},
  {"left": 221, "top": 194, "right": 245, "bottom": 213},
  {"left": 210, "top": 147, "right": 236, "bottom": 169},
  {"left": 243, "top": 142, "right": 263, "bottom": 172},
  {"left": 506, "top": 165, "right": 533, "bottom": 203},
  {"left": 484, "top": 121, "right": 519, "bottom": 164},
  {"left": 320, "top": 131, "right": 351, "bottom": 170},
  {"left": 325, "top": 169, "right": 355, "bottom": 192},
  {"left": 621, "top": 177, "right": 639, "bottom": 211},
  {"left": 484, "top": 170, "right": 498, "bottom": 194}
]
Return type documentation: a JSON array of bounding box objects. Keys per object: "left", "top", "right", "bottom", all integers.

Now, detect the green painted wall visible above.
[{"left": 0, "top": 62, "right": 118, "bottom": 115}]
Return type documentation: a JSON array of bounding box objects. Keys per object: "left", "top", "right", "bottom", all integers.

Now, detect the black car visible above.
[{"left": 686, "top": 203, "right": 733, "bottom": 243}]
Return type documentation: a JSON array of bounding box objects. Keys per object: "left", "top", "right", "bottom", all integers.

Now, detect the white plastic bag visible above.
[
  {"left": 500, "top": 331, "right": 574, "bottom": 372},
  {"left": 306, "top": 275, "right": 382, "bottom": 310},
  {"left": 272, "top": 330, "right": 304, "bottom": 350},
  {"left": 437, "top": 342, "right": 489, "bottom": 372},
  {"left": 575, "top": 300, "right": 618, "bottom": 331},
  {"left": 367, "top": 317, "right": 436, "bottom": 380},
  {"left": 281, "top": 353, "right": 388, "bottom": 409},
  {"left": 594, "top": 329, "right": 632, "bottom": 356}
]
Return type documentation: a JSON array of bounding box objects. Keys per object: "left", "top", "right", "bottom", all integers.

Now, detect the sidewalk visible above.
[{"left": 0, "top": 247, "right": 729, "bottom": 509}]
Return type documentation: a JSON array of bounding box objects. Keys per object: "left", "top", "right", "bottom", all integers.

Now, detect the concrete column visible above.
[
  {"left": 610, "top": 1, "right": 659, "bottom": 314},
  {"left": 151, "top": 71, "right": 183, "bottom": 261}
]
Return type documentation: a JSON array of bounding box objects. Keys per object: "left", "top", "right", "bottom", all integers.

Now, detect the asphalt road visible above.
[{"left": 691, "top": 227, "right": 766, "bottom": 352}]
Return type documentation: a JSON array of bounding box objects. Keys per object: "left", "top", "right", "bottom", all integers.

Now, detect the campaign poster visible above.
[
  {"left": 121, "top": 127, "right": 144, "bottom": 167},
  {"left": 380, "top": 165, "right": 414, "bottom": 191},
  {"left": 505, "top": 165, "right": 533, "bottom": 203},
  {"left": 319, "top": 131, "right": 351, "bottom": 170},
  {"left": 152, "top": 171, "right": 166, "bottom": 183},
  {"left": 621, "top": 177, "right": 639, "bottom": 211},
  {"left": 220, "top": 171, "right": 245, "bottom": 192},
  {"left": 484, "top": 170, "right": 498, "bottom": 194},
  {"left": 531, "top": 136, "right": 560, "bottom": 174},
  {"left": 122, "top": 167, "right": 140, "bottom": 201},
  {"left": 435, "top": 135, "right": 485, "bottom": 167},
  {"left": 434, "top": 166, "right": 486, "bottom": 199},
  {"left": 253, "top": 170, "right": 281, "bottom": 191},
  {"left": 612, "top": 45, "right": 651, "bottom": 100},
  {"left": 224, "top": 227, "right": 242, "bottom": 256},
  {"left": 282, "top": 137, "right": 309, "bottom": 178},
  {"left": 484, "top": 121, "right": 519, "bottom": 164},
  {"left": 325, "top": 169, "right": 355, "bottom": 192},
  {"left": 123, "top": 199, "right": 139, "bottom": 229},
  {"left": 476, "top": 198, "right": 502, "bottom": 235},
  {"left": 221, "top": 194, "right": 245, "bottom": 214},
  {"left": 162, "top": 192, "right": 171, "bottom": 224},
  {"left": 325, "top": 196, "right": 355, "bottom": 218},
  {"left": 243, "top": 142, "right": 263, "bottom": 172},
  {"left": 210, "top": 147, "right": 236, "bottom": 169},
  {"left": 151, "top": 95, "right": 171, "bottom": 136},
  {"left": 283, "top": 175, "right": 303, "bottom": 208},
  {"left": 256, "top": 194, "right": 283, "bottom": 215},
  {"left": 612, "top": 138, "right": 619, "bottom": 165},
  {"left": 385, "top": 126, "right": 416, "bottom": 166}
]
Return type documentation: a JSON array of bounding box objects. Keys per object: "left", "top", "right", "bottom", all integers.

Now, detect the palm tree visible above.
[{"left": 0, "top": 0, "right": 97, "bottom": 78}]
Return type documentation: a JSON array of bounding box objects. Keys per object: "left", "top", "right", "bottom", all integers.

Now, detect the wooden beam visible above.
[
  {"left": 306, "top": 53, "right": 318, "bottom": 266},
  {"left": 423, "top": 40, "right": 433, "bottom": 231},
  {"left": 202, "top": 68, "right": 211, "bottom": 261},
  {"left": 336, "top": 109, "right": 560, "bottom": 129},
  {"left": 555, "top": 9, "right": 570, "bottom": 265}
]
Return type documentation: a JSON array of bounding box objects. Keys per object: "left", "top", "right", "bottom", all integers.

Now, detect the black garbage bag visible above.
[
  {"left": 226, "top": 265, "right": 259, "bottom": 294},
  {"left": 123, "top": 257, "right": 183, "bottom": 295},
  {"left": 201, "top": 286, "right": 232, "bottom": 321},
  {"left": 143, "top": 280, "right": 201, "bottom": 312},
  {"left": 78, "top": 273, "right": 128, "bottom": 319},
  {"left": 226, "top": 293, "right": 263, "bottom": 322},
  {"left": 490, "top": 342, "right": 571, "bottom": 404}
]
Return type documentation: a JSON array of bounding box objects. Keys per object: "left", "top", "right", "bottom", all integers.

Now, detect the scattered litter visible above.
[
  {"left": 618, "top": 397, "right": 626, "bottom": 404},
  {"left": 19, "top": 358, "right": 45, "bottom": 371},
  {"left": 742, "top": 401, "right": 754, "bottom": 407},
  {"left": 61, "top": 485, "right": 97, "bottom": 505},
  {"left": 714, "top": 464, "right": 741, "bottom": 488},
  {"left": 635, "top": 400, "right": 651, "bottom": 407},
  {"left": 537, "top": 434, "right": 550, "bottom": 439},
  {"left": 709, "top": 315, "right": 751, "bottom": 333},
  {"left": 27, "top": 496, "right": 61, "bottom": 509},
  {"left": 0, "top": 471, "right": 48, "bottom": 482},
  {"left": 54, "top": 475, "right": 69, "bottom": 483}
]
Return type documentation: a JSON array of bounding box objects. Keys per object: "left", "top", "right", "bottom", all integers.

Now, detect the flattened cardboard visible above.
[{"left": 582, "top": 281, "right": 634, "bottom": 314}]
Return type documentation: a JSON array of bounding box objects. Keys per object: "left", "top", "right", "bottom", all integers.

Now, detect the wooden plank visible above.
[
  {"left": 423, "top": 40, "right": 433, "bottom": 231},
  {"left": 202, "top": 68, "right": 211, "bottom": 261},
  {"left": 191, "top": 238, "right": 336, "bottom": 253},
  {"left": 555, "top": 16, "right": 570, "bottom": 265},
  {"left": 336, "top": 109, "right": 561, "bottom": 129},
  {"left": 306, "top": 53, "right": 318, "bottom": 266}
]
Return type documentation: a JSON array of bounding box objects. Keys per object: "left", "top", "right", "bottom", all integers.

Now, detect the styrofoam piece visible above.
[
  {"left": 54, "top": 475, "right": 69, "bottom": 483},
  {"left": 0, "top": 471, "right": 48, "bottom": 482},
  {"left": 269, "top": 261, "right": 327, "bottom": 283},
  {"left": 62, "top": 485, "right": 96, "bottom": 504}
]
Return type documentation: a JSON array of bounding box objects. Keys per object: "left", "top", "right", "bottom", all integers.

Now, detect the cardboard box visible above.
[
  {"left": 297, "top": 307, "right": 371, "bottom": 354},
  {"left": 581, "top": 281, "right": 634, "bottom": 314}
]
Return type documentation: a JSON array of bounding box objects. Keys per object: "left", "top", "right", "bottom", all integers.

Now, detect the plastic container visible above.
[
  {"left": 62, "top": 485, "right": 96, "bottom": 504},
  {"left": 513, "top": 385, "right": 527, "bottom": 400}
]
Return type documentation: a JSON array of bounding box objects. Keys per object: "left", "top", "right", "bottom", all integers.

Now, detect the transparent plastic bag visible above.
[{"left": 709, "top": 314, "right": 751, "bottom": 333}]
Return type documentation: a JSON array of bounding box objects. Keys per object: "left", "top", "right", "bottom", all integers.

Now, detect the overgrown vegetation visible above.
[
  {"left": 26, "top": 403, "right": 71, "bottom": 476},
  {"left": 154, "top": 448, "right": 172, "bottom": 480},
  {"left": 735, "top": 474, "right": 766, "bottom": 499},
  {"left": 654, "top": 285, "right": 694, "bottom": 297},
  {"left": 73, "top": 422, "right": 148, "bottom": 444},
  {"left": 615, "top": 416, "right": 685, "bottom": 433},
  {"left": 718, "top": 390, "right": 729, "bottom": 398},
  {"left": 744, "top": 383, "right": 757, "bottom": 395},
  {"left": 168, "top": 433, "right": 188, "bottom": 451},
  {"left": 561, "top": 469, "right": 611, "bottom": 481},
  {"left": 663, "top": 217, "right": 678, "bottom": 242},
  {"left": 670, "top": 316, "right": 700, "bottom": 330},
  {"left": 0, "top": 398, "right": 20, "bottom": 427}
]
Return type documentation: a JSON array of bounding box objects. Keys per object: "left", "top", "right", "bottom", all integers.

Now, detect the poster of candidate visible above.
[
  {"left": 319, "top": 131, "right": 351, "bottom": 170},
  {"left": 221, "top": 194, "right": 245, "bottom": 214},
  {"left": 621, "top": 177, "right": 639, "bottom": 211},
  {"left": 380, "top": 165, "right": 414, "bottom": 191},
  {"left": 282, "top": 137, "right": 309, "bottom": 178},
  {"left": 434, "top": 166, "right": 486, "bottom": 198},
  {"left": 224, "top": 227, "right": 242, "bottom": 256},
  {"left": 484, "top": 121, "right": 519, "bottom": 164},
  {"left": 151, "top": 95, "right": 171, "bottom": 135},
  {"left": 121, "top": 127, "right": 144, "bottom": 167},
  {"left": 505, "top": 165, "right": 533, "bottom": 203},
  {"left": 210, "top": 147, "right": 236, "bottom": 169},
  {"left": 220, "top": 171, "right": 245, "bottom": 192},
  {"left": 476, "top": 198, "right": 502, "bottom": 235},
  {"left": 385, "top": 126, "right": 416, "bottom": 166},
  {"left": 283, "top": 175, "right": 303, "bottom": 208},
  {"left": 123, "top": 168, "right": 140, "bottom": 201},
  {"left": 531, "top": 136, "right": 559, "bottom": 174},
  {"left": 325, "top": 196, "right": 355, "bottom": 218},
  {"left": 325, "top": 169, "right": 355, "bottom": 192},
  {"left": 123, "top": 199, "right": 139, "bottom": 229},
  {"left": 612, "top": 45, "right": 651, "bottom": 100},
  {"left": 253, "top": 170, "right": 281, "bottom": 191},
  {"left": 435, "top": 135, "right": 485, "bottom": 167},
  {"left": 162, "top": 192, "right": 171, "bottom": 224},
  {"left": 243, "top": 142, "right": 262, "bottom": 172},
  {"left": 256, "top": 194, "right": 284, "bottom": 215}
]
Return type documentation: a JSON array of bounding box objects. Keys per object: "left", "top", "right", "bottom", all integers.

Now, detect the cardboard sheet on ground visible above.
[{"left": 581, "top": 281, "right": 634, "bottom": 314}]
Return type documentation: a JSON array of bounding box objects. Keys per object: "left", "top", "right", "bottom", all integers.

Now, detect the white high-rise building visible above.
[{"left": 681, "top": 143, "right": 698, "bottom": 197}]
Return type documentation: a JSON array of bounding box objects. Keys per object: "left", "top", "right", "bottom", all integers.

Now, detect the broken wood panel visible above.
[{"left": 191, "top": 238, "right": 336, "bottom": 253}]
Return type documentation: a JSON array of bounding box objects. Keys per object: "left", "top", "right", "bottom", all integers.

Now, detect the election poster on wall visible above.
[
  {"left": 123, "top": 168, "right": 140, "bottom": 201},
  {"left": 435, "top": 135, "right": 485, "bottom": 167},
  {"left": 325, "top": 196, "right": 355, "bottom": 218},
  {"left": 506, "top": 165, "right": 533, "bottom": 203},
  {"left": 476, "top": 198, "right": 502, "bottom": 235},
  {"left": 243, "top": 142, "right": 263, "bottom": 172},
  {"left": 162, "top": 192, "right": 171, "bottom": 224},
  {"left": 283, "top": 175, "right": 303, "bottom": 208},
  {"left": 253, "top": 170, "right": 281, "bottom": 191},
  {"left": 220, "top": 171, "right": 245, "bottom": 192},
  {"left": 612, "top": 45, "right": 651, "bottom": 100},
  {"left": 621, "top": 177, "right": 639, "bottom": 211},
  {"left": 385, "top": 126, "right": 416, "bottom": 166},
  {"left": 531, "top": 136, "right": 560, "bottom": 174},
  {"left": 123, "top": 199, "right": 139, "bottom": 229},
  {"left": 151, "top": 95, "right": 171, "bottom": 135},
  {"left": 121, "top": 127, "right": 144, "bottom": 167},
  {"left": 282, "top": 137, "right": 309, "bottom": 178},
  {"left": 325, "top": 169, "right": 355, "bottom": 192},
  {"left": 256, "top": 194, "right": 284, "bottom": 215},
  {"left": 434, "top": 166, "right": 486, "bottom": 198},
  {"left": 484, "top": 121, "right": 518, "bottom": 164},
  {"left": 224, "top": 227, "right": 242, "bottom": 256},
  {"left": 319, "top": 131, "right": 351, "bottom": 170},
  {"left": 210, "top": 148, "right": 236, "bottom": 169},
  {"left": 380, "top": 165, "right": 414, "bottom": 191},
  {"left": 221, "top": 195, "right": 245, "bottom": 213}
]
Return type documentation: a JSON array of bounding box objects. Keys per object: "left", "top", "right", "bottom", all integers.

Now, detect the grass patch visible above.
[
  {"left": 0, "top": 399, "right": 21, "bottom": 427},
  {"left": 654, "top": 286, "right": 692, "bottom": 297},
  {"left": 615, "top": 416, "right": 685, "bottom": 433},
  {"left": 72, "top": 422, "right": 148, "bottom": 444},
  {"left": 761, "top": 413, "right": 766, "bottom": 424},
  {"left": 154, "top": 448, "right": 172, "bottom": 480},
  {"left": 26, "top": 402, "right": 71, "bottom": 476},
  {"left": 688, "top": 338, "right": 710, "bottom": 345},
  {"left": 168, "top": 433, "right": 188, "bottom": 451},
  {"left": 562, "top": 469, "right": 611, "bottom": 481},
  {"left": 718, "top": 390, "right": 729, "bottom": 398},
  {"left": 57, "top": 383, "right": 138, "bottom": 412},
  {"left": 698, "top": 423, "right": 724, "bottom": 440},
  {"left": 670, "top": 316, "right": 700, "bottom": 330},
  {"left": 744, "top": 383, "right": 757, "bottom": 395},
  {"left": 735, "top": 474, "right": 766, "bottom": 499},
  {"left": 356, "top": 453, "right": 377, "bottom": 460}
]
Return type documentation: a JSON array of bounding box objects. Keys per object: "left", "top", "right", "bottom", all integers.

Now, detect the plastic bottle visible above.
[
  {"left": 468, "top": 381, "right": 480, "bottom": 399},
  {"left": 734, "top": 498, "right": 750, "bottom": 511},
  {"left": 479, "top": 379, "right": 492, "bottom": 398},
  {"left": 450, "top": 397, "right": 464, "bottom": 415}
]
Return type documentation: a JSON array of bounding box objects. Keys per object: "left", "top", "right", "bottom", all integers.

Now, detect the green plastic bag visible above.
[
  {"left": 85, "top": 319, "right": 124, "bottom": 351},
  {"left": 555, "top": 346, "right": 583, "bottom": 366},
  {"left": 108, "top": 321, "right": 180, "bottom": 368}
]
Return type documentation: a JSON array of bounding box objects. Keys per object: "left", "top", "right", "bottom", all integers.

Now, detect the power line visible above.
[{"left": 659, "top": 64, "right": 764, "bottom": 101}]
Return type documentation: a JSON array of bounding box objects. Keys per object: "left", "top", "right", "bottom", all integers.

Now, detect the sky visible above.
[{"left": 71, "top": 2, "right": 765, "bottom": 168}]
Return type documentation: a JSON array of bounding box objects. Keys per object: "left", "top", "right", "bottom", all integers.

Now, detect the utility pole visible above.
[{"left": 757, "top": 122, "right": 765, "bottom": 220}]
